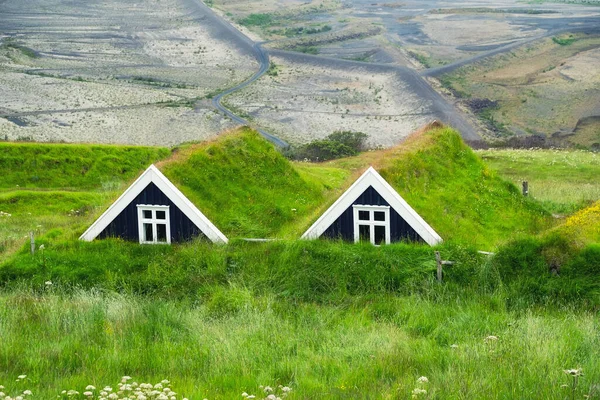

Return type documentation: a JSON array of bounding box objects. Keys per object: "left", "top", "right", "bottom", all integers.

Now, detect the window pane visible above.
[
  {"left": 143, "top": 223, "right": 153, "bottom": 242},
  {"left": 358, "top": 210, "right": 370, "bottom": 221},
  {"left": 374, "top": 225, "right": 386, "bottom": 245},
  {"left": 156, "top": 224, "right": 167, "bottom": 242},
  {"left": 142, "top": 210, "right": 152, "bottom": 219},
  {"left": 359, "top": 225, "right": 370, "bottom": 242},
  {"left": 156, "top": 210, "right": 166, "bottom": 220},
  {"left": 374, "top": 211, "right": 386, "bottom": 221}
]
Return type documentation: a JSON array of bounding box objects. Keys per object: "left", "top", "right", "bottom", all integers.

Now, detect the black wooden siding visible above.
[
  {"left": 98, "top": 182, "right": 206, "bottom": 243},
  {"left": 322, "top": 186, "right": 423, "bottom": 243}
]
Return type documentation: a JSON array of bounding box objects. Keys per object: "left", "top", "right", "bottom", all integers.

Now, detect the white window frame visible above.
[
  {"left": 353, "top": 205, "right": 391, "bottom": 245},
  {"left": 137, "top": 205, "right": 171, "bottom": 244}
]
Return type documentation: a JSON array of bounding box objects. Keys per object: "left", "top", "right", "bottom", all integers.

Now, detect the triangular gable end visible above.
[
  {"left": 79, "top": 165, "right": 228, "bottom": 244},
  {"left": 301, "top": 167, "right": 442, "bottom": 246}
]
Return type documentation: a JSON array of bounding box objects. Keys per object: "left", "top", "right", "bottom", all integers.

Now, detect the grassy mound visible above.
[
  {"left": 0, "top": 142, "right": 169, "bottom": 190},
  {"left": 379, "top": 127, "right": 552, "bottom": 249},
  {"left": 310, "top": 126, "right": 552, "bottom": 249},
  {"left": 160, "top": 127, "right": 348, "bottom": 238}
]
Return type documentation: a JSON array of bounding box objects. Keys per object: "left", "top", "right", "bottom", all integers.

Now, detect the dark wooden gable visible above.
[
  {"left": 322, "top": 185, "right": 423, "bottom": 243},
  {"left": 98, "top": 182, "right": 206, "bottom": 242}
]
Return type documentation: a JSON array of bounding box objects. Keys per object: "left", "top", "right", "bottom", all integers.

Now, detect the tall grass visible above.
[
  {"left": 2, "top": 237, "right": 598, "bottom": 308},
  {"left": 0, "top": 287, "right": 598, "bottom": 399}
]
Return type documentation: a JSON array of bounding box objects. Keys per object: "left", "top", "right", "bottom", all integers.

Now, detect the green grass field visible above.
[
  {"left": 478, "top": 149, "right": 600, "bottom": 214},
  {"left": 0, "top": 286, "right": 598, "bottom": 399},
  {"left": 0, "top": 126, "right": 598, "bottom": 399}
]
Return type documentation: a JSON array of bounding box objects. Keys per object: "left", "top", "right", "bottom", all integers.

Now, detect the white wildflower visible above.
[
  {"left": 22, "top": 390, "right": 32, "bottom": 396},
  {"left": 411, "top": 388, "right": 427, "bottom": 397},
  {"left": 417, "top": 376, "right": 429, "bottom": 384},
  {"left": 85, "top": 385, "right": 96, "bottom": 391},
  {"left": 17, "top": 375, "right": 26, "bottom": 380},
  {"left": 484, "top": 335, "right": 498, "bottom": 342},
  {"left": 83, "top": 392, "right": 93, "bottom": 397},
  {"left": 38, "top": 244, "right": 44, "bottom": 251},
  {"left": 242, "top": 393, "right": 249, "bottom": 397},
  {"left": 564, "top": 368, "right": 583, "bottom": 377}
]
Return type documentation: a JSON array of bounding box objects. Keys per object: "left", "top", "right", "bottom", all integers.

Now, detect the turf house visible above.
[
  {"left": 79, "top": 165, "right": 228, "bottom": 244},
  {"left": 302, "top": 167, "right": 442, "bottom": 246}
]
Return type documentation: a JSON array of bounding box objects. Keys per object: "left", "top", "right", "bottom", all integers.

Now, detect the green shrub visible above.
[{"left": 287, "top": 131, "right": 368, "bottom": 161}]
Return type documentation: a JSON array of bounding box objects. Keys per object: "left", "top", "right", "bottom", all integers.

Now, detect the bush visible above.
[{"left": 286, "top": 131, "right": 368, "bottom": 161}]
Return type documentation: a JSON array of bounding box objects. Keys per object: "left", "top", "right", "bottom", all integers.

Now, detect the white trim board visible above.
[
  {"left": 301, "top": 167, "right": 442, "bottom": 246},
  {"left": 79, "top": 165, "right": 228, "bottom": 244}
]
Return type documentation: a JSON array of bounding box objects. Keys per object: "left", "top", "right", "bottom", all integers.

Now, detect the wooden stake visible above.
[
  {"left": 30, "top": 231, "right": 35, "bottom": 255},
  {"left": 435, "top": 251, "right": 442, "bottom": 282},
  {"left": 522, "top": 181, "right": 529, "bottom": 197}
]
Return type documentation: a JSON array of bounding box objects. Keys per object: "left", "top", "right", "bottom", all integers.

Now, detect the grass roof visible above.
[{"left": 156, "top": 124, "right": 551, "bottom": 248}]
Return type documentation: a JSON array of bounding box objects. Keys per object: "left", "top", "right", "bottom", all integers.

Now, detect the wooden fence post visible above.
[
  {"left": 435, "top": 251, "right": 442, "bottom": 282},
  {"left": 522, "top": 181, "right": 529, "bottom": 197},
  {"left": 30, "top": 231, "right": 35, "bottom": 255}
]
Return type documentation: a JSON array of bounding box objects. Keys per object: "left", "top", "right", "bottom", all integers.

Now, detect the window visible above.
[
  {"left": 352, "top": 205, "right": 390, "bottom": 245},
  {"left": 137, "top": 205, "right": 171, "bottom": 244}
]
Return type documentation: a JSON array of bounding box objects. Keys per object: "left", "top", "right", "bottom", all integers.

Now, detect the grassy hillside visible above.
[
  {"left": 160, "top": 128, "right": 348, "bottom": 238},
  {"left": 0, "top": 142, "right": 169, "bottom": 190},
  {"left": 478, "top": 149, "right": 600, "bottom": 214}
]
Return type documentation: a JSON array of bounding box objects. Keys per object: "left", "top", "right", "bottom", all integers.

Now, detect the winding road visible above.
[
  {"left": 184, "top": 0, "right": 289, "bottom": 147},
  {"left": 210, "top": 43, "right": 290, "bottom": 148}
]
